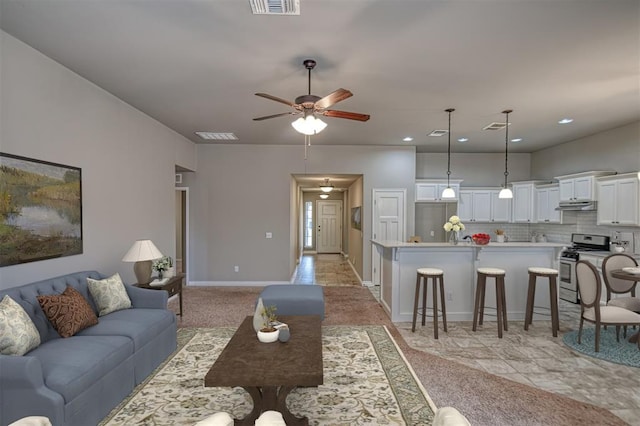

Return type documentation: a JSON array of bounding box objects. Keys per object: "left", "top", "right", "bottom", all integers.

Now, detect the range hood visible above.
[{"left": 555, "top": 200, "right": 597, "bottom": 211}]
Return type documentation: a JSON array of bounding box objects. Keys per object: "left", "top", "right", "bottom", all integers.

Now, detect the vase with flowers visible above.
[
  {"left": 443, "top": 215, "right": 465, "bottom": 245},
  {"left": 152, "top": 256, "right": 173, "bottom": 280}
]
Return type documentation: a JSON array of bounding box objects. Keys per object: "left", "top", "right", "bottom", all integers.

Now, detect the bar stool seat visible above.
[
  {"left": 412, "top": 268, "right": 447, "bottom": 339},
  {"left": 524, "top": 267, "right": 560, "bottom": 337},
  {"left": 473, "top": 267, "right": 508, "bottom": 338}
]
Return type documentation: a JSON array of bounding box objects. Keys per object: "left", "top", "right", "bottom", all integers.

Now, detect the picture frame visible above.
[
  {"left": 0, "top": 152, "right": 83, "bottom": 267},
  {"left": 351, "top": 206, "right": 361, "bottom": 231}
]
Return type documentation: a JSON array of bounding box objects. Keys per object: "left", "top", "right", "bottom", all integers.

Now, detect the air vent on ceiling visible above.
[
  {"left": 195, "top": 132, "right": 238, "bottom": 141},
  {"left": 428, "top": 130, "right": 448, "bottom": 137},
  {"left": 249, "top": 0, "right": 300, "bottom": 15},
  {"left": 483, "top": 122, "right": 509, "bottom": 131}
]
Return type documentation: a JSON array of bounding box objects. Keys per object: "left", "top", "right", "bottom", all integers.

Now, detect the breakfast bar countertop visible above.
[{"left": 371, "top": 240, "right": 568, "bottom": 249}]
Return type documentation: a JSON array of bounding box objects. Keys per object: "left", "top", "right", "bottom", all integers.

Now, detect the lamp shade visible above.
[{"left": 122, "top": 239, "right": 163, "bottom": 262}]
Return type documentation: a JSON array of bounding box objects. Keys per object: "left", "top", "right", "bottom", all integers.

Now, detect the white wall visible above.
[
  {"left": 416, "top": 152, "right": 531, "bottom": 187},
  {"left": 0, "top": 32, "right": 196, "bottom": 288},
  {"left": 531, "top": 121, "right": 640, "bottom": 178},
  {"left": 186, "top": 144, "right": 415, "bottom": 284}
]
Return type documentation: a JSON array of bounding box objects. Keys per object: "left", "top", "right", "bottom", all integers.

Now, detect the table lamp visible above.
[{"left": 122, "top": 239, "right": 163, "bottom": 284}]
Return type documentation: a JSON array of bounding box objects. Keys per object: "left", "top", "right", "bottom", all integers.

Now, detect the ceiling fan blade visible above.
[
  {"left": 253, "top": 112, "right": 298, "bottom": 121},
  {"left": 321, "top": 109, "right": 370, "bottom": 122},
  {"left": 314, "top": 88, "right": 353, "bottom": 109},
  {"left": 255, "top": 93, "right": 295, "bottom": 107}
]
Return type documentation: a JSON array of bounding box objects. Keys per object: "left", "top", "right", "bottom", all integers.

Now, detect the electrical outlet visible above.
[
  {"left": 446, "top": 291, "right": 453, "bottom": 301},
  {"left": 265, "top": 232, "right": 272, "bottom": 239},
  {"left": 234, "top": 265, "right": 239, "bottom": 272}
]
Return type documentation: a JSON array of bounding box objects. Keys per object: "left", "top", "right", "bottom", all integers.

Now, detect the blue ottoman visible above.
[{"left": 258, "top": 285, "right": 325, "bottom": 320}]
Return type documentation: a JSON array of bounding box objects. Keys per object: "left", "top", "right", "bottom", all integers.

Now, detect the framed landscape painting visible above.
[{"left": 0, "top": 153, "right": 83, "bottom": 267}]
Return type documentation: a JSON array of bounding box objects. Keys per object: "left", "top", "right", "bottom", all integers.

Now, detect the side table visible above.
[{"left": 135, "top": 273, "right": 184, "bottom": 317}]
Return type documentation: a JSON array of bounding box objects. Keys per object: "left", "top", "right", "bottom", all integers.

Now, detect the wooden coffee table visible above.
[{"left": 205, "top": 315, "right": 323, "bottom": 426}]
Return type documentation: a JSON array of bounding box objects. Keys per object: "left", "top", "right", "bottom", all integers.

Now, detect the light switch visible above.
[{"left": 266, "top": 232, "right": 273, "bottom": 239}]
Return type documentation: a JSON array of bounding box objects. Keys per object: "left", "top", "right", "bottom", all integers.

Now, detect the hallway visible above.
[{"left": 292, "top": 254, "right": 361, "bottom": 286}]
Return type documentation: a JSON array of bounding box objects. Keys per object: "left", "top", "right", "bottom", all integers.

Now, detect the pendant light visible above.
[
  {"left": 441, "top": 108, "right": 456, "bottom": 199},
  {"left": 319, "top": 193, "right": 329, "bottom": 199},
  {"left": 498, "top": 109, "right": 514, "bottom": 199},
  {"left": 319, "top": 178, "right": 334, "bottom": 192}
]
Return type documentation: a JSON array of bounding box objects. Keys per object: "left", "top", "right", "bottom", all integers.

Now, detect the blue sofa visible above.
[{"left": 0, "top": 271, "right": 177, "bottom": 426}]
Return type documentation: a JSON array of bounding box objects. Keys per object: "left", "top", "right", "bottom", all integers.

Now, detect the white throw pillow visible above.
[
  {"left": 87, "top": 273, "right": 132, "bottom": 316},
  {"left": 0, "top": 295, "right": 41, "bottom": 356}
]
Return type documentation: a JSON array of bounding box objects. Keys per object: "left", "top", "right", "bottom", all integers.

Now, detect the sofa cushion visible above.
[
  {"left": 78, "top": 308, "right": 175, "bottom": 350},
  {"left": 87, "top": 273, "right": 132, "bottom": 316},
  {"left": 27, "top": 334, "right": 133, "bottom": 403},
  {"left": 37, "top": 286, "right": 98, "bottom": 338},
  {"left": 0, "top": 295, "right": 41, "bottom": 356}
]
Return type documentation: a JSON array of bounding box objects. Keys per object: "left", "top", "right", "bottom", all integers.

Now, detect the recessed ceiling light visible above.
[
  {"left": 558, "top": 118, "right": 574, "bottom": 124},
  {"left": 403, "top": 137, "right": 413, "bottom": 142},
  {"left": 195, "top": 132, "right": 238, "bottom": 140},
  {"left": 457, "top": 137, "right": 469, "bottom": 143},
  {"left": 511, "top": 138, "right": 523, "bottom": 143}
]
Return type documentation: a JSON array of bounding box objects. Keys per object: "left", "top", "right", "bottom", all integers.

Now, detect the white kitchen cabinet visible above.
[
  {"left": 535, "top": 185, "right": 561, "bottom": 223},
  {"left": 458, "top": 189, "right": 510, "bottom": 222},
  {"left": 415, "top": 179, "right": 461, "bottom": 202},
  {"left": 596, "top": 174, "right": 640, "bottom": 226},
  {"left": 556, "top": 171, "right": 615, "bottom": 202},
  {"left": 512, "top": 182, "right": 536, "bottom": 223}
]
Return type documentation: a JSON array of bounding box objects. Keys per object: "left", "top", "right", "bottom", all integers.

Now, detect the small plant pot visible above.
[{"left": 257, "top": 329, "right": 280, "bottom": 343}]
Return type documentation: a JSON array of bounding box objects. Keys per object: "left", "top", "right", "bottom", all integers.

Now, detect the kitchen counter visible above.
[{"left": 371, "top": 240, "right": 565, "bottom": 322}]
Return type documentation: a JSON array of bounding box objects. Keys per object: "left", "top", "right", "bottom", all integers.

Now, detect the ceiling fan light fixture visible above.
[
  {"left": 320, "top": 178, "right": 334, "bottom": 192},
  {"left": 292, "top": 115, "right": 327, "bottom": 135}
]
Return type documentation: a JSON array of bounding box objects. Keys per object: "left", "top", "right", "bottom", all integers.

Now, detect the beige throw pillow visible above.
[
  {"left": 87, "top": 273, "right": 132, "bottom": 316},
  {"left": 0, "top": 295, "right": 41, "bottom": 355}
]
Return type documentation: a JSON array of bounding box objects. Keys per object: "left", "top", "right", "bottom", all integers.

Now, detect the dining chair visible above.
[
  {"left": 602, "top": 253, "right": 640, "bottom": 311},
  {"left": 575, "top": 260, "right": 640, "bottom": 352}
]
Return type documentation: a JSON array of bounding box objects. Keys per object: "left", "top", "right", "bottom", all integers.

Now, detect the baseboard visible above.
[
  {"left": 188, "top": 280, "right": 290, "bottom": 287},
  {"left": 346, "top": 259, "right": 364, "bottom": 286}
]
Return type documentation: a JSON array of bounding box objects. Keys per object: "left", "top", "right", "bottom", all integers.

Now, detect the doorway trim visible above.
[{"left": 175, "top": 187, "right": 190, "bottom": 285}]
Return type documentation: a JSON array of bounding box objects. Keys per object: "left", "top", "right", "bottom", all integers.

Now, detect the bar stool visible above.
[
  {"left": 411, "top": 268, "right": 447, "bottom": 339},
  {"left": 524, "top": 267, "right": 560, "bottom": 337},
  {"left": 473, "top": 267, "right": 508, "bottom": 338}
]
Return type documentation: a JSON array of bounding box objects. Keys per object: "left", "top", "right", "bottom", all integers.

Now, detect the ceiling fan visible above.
[{"left": 253, "top": 59, "right": 370, "bottom": 133}]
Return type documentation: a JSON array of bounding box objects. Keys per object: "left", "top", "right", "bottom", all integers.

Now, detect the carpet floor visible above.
[
  {"left": 102, "top": 326, "right": 434, "bottom": 425},
  {"left": 169, "top": 286, "right": 626, "bottom": 425}
]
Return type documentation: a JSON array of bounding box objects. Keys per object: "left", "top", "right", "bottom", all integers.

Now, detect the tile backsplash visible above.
[{"left": 460, "top": 211, "right": 639, "bottom": 253}]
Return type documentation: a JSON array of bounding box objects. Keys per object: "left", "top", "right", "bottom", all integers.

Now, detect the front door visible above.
[{"left": 317, "top": 200, "right": 342, "bottom": 253}]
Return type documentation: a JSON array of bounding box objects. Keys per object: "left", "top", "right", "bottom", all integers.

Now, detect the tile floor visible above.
[
  {"left": 292, "top": 253, "right": 361, "bottom": 286},
  {"left": 297, "top": 256, "right": 640, "bottom": 424}
]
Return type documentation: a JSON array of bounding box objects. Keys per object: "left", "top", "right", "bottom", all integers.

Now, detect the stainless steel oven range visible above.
[{"left": 559, "top": 233, "right": 610, "bottom": 303}]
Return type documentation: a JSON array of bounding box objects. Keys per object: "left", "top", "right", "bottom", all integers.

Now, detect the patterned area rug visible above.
[
  {"left": 563, "top": 327, "right": 640, "bottom": 368},
  {"left": 101, "top": 326, "right": 436, "bottom": 425}
]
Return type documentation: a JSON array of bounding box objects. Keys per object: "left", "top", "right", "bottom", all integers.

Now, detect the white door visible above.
[
  {"left": 372, "top": 189, "right": 406, "bottom": 285},
  {"left": 317, "top": 200, "right": 342, "bottom": 253}
]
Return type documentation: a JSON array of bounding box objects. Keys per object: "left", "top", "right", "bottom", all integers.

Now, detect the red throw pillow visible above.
[{"left": 37, "top": 286, "right": 98, "bottom": 338}]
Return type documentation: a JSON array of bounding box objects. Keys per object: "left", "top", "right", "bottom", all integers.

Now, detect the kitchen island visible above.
[{"left": 371, "top": 240, "right": 566, "bottom": 322}]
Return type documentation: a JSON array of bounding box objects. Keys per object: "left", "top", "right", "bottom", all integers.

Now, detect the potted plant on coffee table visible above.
[{"left": 257, "top": 304, "right": 280, "bottom": 343}]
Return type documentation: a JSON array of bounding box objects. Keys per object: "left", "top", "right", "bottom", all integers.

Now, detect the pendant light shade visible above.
[
  {"left": 499, "top": 109, "right": 514, "bottom": 199},
  {"left": 319, "top": 193, "right": 329, "bottom": 199},
  {"left": 441, "top": 108, "right": 456, "bottom": 199}
]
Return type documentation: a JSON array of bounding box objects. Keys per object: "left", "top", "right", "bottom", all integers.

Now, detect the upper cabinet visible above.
[
  {"left": 555, "top": 171, "right": 616, "bottom": 202},
  {"left": 596, "top": 173, "right": 639, "bottom": 226},
  {"left": 458, "top": 189, "right": 511, "bottom": 222},
  {"left": 415, "top": 179, "right": 462, "bottom": 202},
  {"left": 535, "top": 184, "right": 561, "bottom": 223},
  {"left": 512, "top": 182, "right": 536, "bottom": 223}
]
